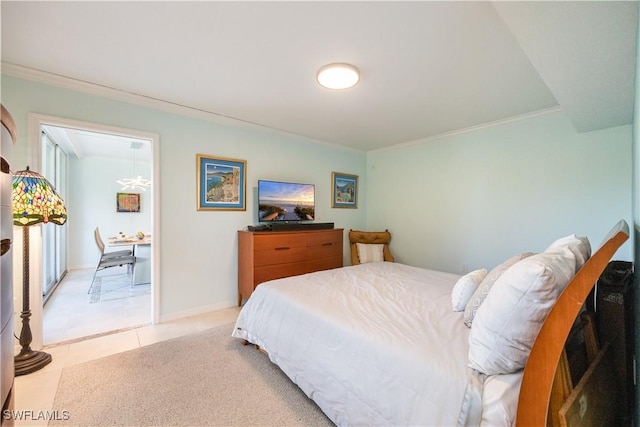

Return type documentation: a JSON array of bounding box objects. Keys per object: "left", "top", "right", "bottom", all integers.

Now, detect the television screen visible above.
[{"left": 258, "top": 180, "right": 315, "bottom": 222}]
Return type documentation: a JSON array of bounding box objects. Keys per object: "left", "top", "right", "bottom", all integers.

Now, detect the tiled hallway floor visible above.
[{"left": 43, "top": 267, "right": 151, "bottom": 345}]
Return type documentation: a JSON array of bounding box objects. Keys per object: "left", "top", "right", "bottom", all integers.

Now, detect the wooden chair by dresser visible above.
[{"left": 348, "top": 229, "right": 395, "bottom": 265}]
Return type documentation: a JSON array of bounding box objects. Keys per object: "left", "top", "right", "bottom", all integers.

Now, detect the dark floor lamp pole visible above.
[
  {"left": 12, "top": 166, "right": 67, "bottom": 376},
  {"left": 14, "top": 225, "right": 51, "bottom": 375}
]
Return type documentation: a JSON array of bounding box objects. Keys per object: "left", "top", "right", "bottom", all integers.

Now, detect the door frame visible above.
[{"left": 25, "top": 113, "right": 160, "bottom": 349}]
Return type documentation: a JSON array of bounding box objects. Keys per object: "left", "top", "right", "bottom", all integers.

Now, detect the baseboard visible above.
[{"left": 158, "top": 300, "right": 237, "bottom": 323}]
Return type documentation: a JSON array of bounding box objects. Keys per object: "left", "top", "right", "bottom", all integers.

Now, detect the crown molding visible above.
[
  {"left": 1, "top": 61, "right": 269, "bottom": 126},
  {"left": 1, "top": 62, "right": 362, "bottom": 152},
  {"left": 4, "top": 62, "right": 554, "bottom": 154},
  {"left": 371, "top": 106, "right": 564, "bottom": 153}
]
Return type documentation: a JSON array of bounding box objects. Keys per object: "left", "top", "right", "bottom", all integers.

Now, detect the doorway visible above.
[{"left": 26, "top": 113, "right": 160, "bottom": 347}]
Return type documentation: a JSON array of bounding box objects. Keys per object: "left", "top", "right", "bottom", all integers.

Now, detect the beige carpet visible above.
[{"left": 50, "top": 323, "right": 333, "bottom": 426}]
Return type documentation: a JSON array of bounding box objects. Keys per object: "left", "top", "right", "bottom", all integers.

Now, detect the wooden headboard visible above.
[{"left": 516, "top": 220, "right": 630, "bottom": 426}]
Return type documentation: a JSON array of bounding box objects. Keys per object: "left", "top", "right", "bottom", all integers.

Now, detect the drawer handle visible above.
[
  {"left": 275, "top": 246, "right": 290, "bottom": 251},
  {"left": 0, "top": 239, "right": 10, "bottom": 257},
  {"left": 322, "top": 242, "right": 333, "bottom": 246}
]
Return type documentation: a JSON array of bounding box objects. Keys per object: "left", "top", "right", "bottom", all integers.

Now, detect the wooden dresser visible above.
[
  {"left": 1, "top": 105, "right": 16, "bottom": 425},
  {"left": 237, "top": 228, "right": 343, "bottom": 305}
]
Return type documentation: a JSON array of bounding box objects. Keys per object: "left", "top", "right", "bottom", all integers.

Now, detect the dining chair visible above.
[
  {"left": 89, "top": 227, "right": 136, "bottom": 294},
  {"left": 94, "top": 227, "right": 132, "bottom": 259},
  {"left": 88, "top": 253, "right": 137, "bottom": 294}
]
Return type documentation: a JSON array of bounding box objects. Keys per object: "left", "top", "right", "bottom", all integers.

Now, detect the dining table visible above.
[{"left": 108, "top": 234, "right": 152, "bottom": 285}]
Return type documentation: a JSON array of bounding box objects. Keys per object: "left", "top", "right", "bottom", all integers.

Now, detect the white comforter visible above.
[{"left": 232, "top": 262, "right": 520, "bottom": 426}]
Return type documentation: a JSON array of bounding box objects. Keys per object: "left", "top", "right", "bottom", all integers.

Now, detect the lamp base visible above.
[{"left": 14, "top": 349, "right": 52, "bottom": 376}]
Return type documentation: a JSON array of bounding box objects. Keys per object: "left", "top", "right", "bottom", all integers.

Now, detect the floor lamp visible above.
[{"left": 12, "top": 167, "right": 67, "bottom": 376}]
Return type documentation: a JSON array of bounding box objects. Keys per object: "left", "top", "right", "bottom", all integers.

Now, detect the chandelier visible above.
[{"left": 116, "top": 141, "right": 151, "bottom": 191}]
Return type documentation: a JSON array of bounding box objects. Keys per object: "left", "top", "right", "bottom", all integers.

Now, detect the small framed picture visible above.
[
  {"left": 117, "top": 192, "right": 141, "bottom": 213},
  {"left": 196, "top": 154, "right": 247, "bottom": 211},
  {"left": 332, "top": 172, "right": 358, "bottom": 208}
]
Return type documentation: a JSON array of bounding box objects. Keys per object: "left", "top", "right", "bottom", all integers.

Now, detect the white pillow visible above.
[
  {"left": 463, "top": 253, "right": 534, "bottom": 327},
  {"left": 545, "top": 233, "right": 591, "bottom": 272},
  {"left": 356, "top": 243, "right": 384, "bottom": 263},
  {"left": 468, "top": 247, "right": 578, "bottom": 375},
  {"left": 451, "top": 269, "right": 488, "bottom": 311}
]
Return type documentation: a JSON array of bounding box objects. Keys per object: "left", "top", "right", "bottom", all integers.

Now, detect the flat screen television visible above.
[{"left": 258, "top": 180, "right": 315, "bottom": 222}]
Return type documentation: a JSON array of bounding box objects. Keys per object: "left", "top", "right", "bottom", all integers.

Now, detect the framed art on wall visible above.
[
  {"left": 196, "top": 154, "right": 247, "bottom": 211},
  {"left": 117, "top": 192, "right": 141, "bottom": 213},
  {"left": 332, "top": 172, "right": 358, "bottom": 208}
]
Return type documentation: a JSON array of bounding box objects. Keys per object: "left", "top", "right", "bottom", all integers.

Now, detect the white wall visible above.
[
  {"left": 2, "top": 75, "right": 368, "bottom": 321},
  {"left": 5, "top": 73, "right": 633, "bottom": 325},
  {"left": 367, "top": 110, "right": 633, "bottom": 274},
  {"left": 68, "top": 155, "right": 152, "bottom": 269}
]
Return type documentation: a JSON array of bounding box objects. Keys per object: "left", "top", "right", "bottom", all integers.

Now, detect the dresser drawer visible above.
[
  {"left": 307, "top": 229, "right": 342, "bottom": 246},
  {"left": 254, "top": 246, "right": 307, "bottom": 266},
  {"left": 254, "top": 261, "right": 309, "bottom": 285},
  {"left": 307, "top": 240, "right": 342, "bottom": 259},
  {"left": 253, "top": 233, "right": 307, "bottom": 251},
  {"left": 308, "top": 255, "right": 343, "bottom": 272}
]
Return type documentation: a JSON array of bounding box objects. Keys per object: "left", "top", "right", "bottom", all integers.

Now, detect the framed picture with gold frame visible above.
[
  {"left": 331, "top": 172, "right": 358, "bottom": 208},
  {"left": 116, "top": 192, "right": 141, "bottom": 213},
  {"left": 196, "top": 154, "right": 247, "bottom": 211}
]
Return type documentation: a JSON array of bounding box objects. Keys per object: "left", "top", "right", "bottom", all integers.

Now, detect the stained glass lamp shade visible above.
[
  {"left": 12, "top": 167, "right": 67, "bottom": 375},
  {"left": 13, "top": 167, "right": 67, "bottom": 227}
]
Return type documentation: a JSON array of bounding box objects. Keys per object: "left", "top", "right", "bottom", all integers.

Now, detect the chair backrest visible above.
[
  {"left": 94, "top": 227, "right": 106, "bottom": 255},
  {"left": 348, "top": 229, "right": 395, "bottom": 265}
]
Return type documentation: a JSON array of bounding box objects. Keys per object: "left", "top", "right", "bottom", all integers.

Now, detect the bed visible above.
[{"left": 232, "top": 220, "right": 629, "bottom": 426}]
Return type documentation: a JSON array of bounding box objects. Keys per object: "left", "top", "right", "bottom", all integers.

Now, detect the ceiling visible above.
[
  {"left": 41, "top": 124, "right": 151, "bottom": 161},
  {"left": 1, "top": 1, "right": 638, "bottom": 153}
]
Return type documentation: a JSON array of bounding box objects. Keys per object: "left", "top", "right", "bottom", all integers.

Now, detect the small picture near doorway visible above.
[{"left": 117, "top": 192, "right": 141, "bottom": 213}]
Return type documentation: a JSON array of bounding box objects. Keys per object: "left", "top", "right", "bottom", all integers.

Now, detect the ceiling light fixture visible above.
[
  {"left": 116, "top": 141, "right": 151, "bottom": 191},
  {"left": 316, "top": 63, "right": 360, "bottom": 90}
]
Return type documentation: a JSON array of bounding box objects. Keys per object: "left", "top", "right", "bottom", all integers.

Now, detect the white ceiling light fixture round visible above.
[{"left": 316, "top": 63, "right": 360, "bottom": 90}]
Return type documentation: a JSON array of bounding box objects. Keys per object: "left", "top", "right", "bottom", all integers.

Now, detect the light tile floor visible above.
[
  {"left": 44, "top": 267, "right": 152, "bottom": 345},
  {"left": 12, "top": 306, "right": 241, "bottom": 426}
]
